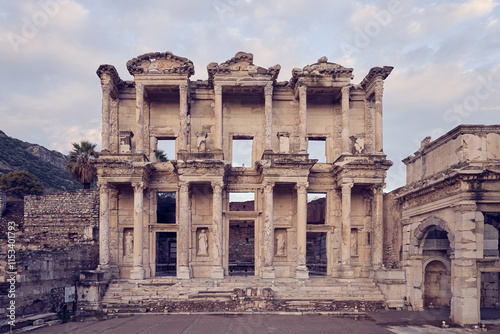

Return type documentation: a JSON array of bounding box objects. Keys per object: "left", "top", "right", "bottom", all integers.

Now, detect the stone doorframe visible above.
[
  {"left": 223, "top": 212, "right": 261, "bottom": 277},
  {"left": 407, "top": 216, "right": 454, "bottom": 311}
]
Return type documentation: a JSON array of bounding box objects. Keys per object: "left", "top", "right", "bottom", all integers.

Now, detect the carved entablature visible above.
[
  {"left": 172, "top": 159, "right": 231, "bottom": 177},
  {"left": 207, "top": 52, "right": 280, "bottom": 85},
  {"left": 126, "top": 51, "right": 194, "bottom": 77},
  {"left": 289, "top": 56, "right": 354, "bottom": 89}
]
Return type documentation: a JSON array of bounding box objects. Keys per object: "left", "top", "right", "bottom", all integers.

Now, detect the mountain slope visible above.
[{"left": 0, "top": 130, "right": 81, "bottom": 193}]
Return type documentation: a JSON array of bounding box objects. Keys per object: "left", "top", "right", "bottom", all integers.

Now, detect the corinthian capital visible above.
[
  {"left": 179, "top": 83, "right": 188, "bottom": 95},
  {"left": 97, "top": 181, "right": 108, "bottom": 192},
  {"left": 214, "top": 84, "right": 222, "bottom": 95},
  {"left": 295, "top": 182, "right": 309, "bottom": 193},
  {"left": 211, "top": 181, "right": 224, "bottom": 191},
  {"left": 264, "top": 82, "right": 273, "bottom": 96},
  {"left": 132, "top": 182, "right": 145, "bottom": 193}
]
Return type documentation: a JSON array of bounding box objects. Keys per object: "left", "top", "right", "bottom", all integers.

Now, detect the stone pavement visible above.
[
  {"left": 28, "top": 314, "right": 393, "bottom": 334},
  {"left": 24, "top": 311, "right": 500, "bottom": 334}
]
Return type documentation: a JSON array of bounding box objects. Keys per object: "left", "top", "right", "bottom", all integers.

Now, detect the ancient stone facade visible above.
[
  {"left": 394, "top": 125, "right": 500, "bottom": 325},
  {"left": 88, "top": 51, "right": 500, "bottom": 326},
  {"left": 93, "top": 51, "right": 394, "bottom": 283}
]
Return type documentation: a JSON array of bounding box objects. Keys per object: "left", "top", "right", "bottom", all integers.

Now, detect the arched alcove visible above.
[{"left": 424, "top": 260, "right": 451, "bottom": 308}]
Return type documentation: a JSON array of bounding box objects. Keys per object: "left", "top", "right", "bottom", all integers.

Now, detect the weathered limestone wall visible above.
[
  {"left": 383, "top": 191, "right": 402, "bottom": 268},
  {"left": 14, "top": 189, "right": 99, "bottom": 315},
  {"left": 23, "top": 189, "right": 99, "bottom": 248},
  {"left": 404, "top": 126, "right": 500, "bottom": 184}
]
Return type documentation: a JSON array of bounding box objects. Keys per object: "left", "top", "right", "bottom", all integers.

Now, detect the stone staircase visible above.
[{"left": 99, "top": 277, "right": 386, "bottom": 315}]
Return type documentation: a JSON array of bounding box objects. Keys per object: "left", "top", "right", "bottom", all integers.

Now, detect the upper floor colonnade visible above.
[{"left": 97, "top": 51, "right": 393, "bottom": 163}]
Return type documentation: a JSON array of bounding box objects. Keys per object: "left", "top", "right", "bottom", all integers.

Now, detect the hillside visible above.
[{"left": 0, "top": 130, "right": 81, "bottom": 193}]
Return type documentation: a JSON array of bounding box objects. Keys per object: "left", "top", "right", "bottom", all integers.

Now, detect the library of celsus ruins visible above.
[{"left": 73, "top": 52, "right": 500, "bottom": 326}]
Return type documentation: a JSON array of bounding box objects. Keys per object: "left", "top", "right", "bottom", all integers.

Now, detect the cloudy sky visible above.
[{"left": 0, "top": 0, "right": 499, "bottom": 190}]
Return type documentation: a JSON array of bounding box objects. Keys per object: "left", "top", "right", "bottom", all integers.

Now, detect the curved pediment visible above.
[
  {"left": 290, "top": 56, "right": 353, "bottom": 88},
  {"left": 207, "top": 51, "right": 280, "bottom": 85},
  {"left": 126, "top": 51, "right": 194, "bottom": 77}
]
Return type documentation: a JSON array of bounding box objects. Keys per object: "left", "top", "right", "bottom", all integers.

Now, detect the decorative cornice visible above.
[
  {"left": 360, "top": 66, "right": 394, "bottom": 90},
  {"left": 126, "top": 51, "right": 194, "bottom": 77}
]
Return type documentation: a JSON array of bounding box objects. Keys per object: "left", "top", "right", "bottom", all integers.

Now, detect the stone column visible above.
[
  {"left": 150, "top": 136, "right": 158, "bottom": 162},
  {"left": 135, "top": 82, "right": 145, "bottom": 154},
  {"left": 298, "top": 84, "right": 307, "bottom": 153},
  {"left": 450, "top": 203, "right": 481, "bottom": 325},
  {"left": 98, "top": 181, "right": 110, "bottom": 269},
  {"left": 330, "top": 188, "right": 342, "bottom": 278},
  {"left": 341, "top": 85, "right": 350, "bottom": 155},
  {"left": 178, "top": 182, "right": 192, "bottom": 279},
  {"left": 211, "top": 181, "right": 224, "bottom": 279},
  {"left": 214, "top": 84, "right": 223, "bottom": 152},
  {"left": 374, "top": 80, "right": 383, "bottom": 153},
  {"left": 264, "top": 82, "right": 273, "bottom": 152},
  {"left": 341, "top": 181, "right": 354, "bottom": 278},
  {"left": 296, "top": 182, "right": 309, "bottom": 278},
  {"left": 179, "top": 83, "right": 189, "bottom": 154},
  {"left": 101, "top": 82, "right": 111, "bottom": 152},
  {"left": 262, "top": 181, "right": 275, "bottom": 278},
  {"left": 371, "top": 184, "right": 384, "bottom": 269},
  {"left": 130, "top": 182, "right": 145, "bottom": 279}
]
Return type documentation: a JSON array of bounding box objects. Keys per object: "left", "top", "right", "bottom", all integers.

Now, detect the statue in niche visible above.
[
  {"left": 196, "top": 132, "right": 207, "bottom": 153},
  {"left": 198, "top": 229, "right": 208, "bottom": 255},
  {"left": 125, "top": 231, "right": 133, "bottom": 256},
  {"left": 276, "top": 233, "right": 286, "bottom": 256}
]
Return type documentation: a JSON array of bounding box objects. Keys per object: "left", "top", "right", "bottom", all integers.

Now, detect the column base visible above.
[
  {"left": 96, "top": 265, "right": 112, "bottom": 281},
  {"left": 210, "top": 266, "right": 224, "bottom": 279},
  {"left": 130, "top": 266, "right": 145, "bottom": 280},
  {"left": 295, "top": 265, "right": 309, "bottom": 279},
  {"left": 261, "top": 266, "right": 276, "bottom": 279},
  {"left": 330, "top": 266, "right": 341, "bottom": 278},
  {"left": 341, "top": 265, "right": 355, "bottom": 278},
  {"left": 177, "top": 266, "right": 192, "bottom": 279}
]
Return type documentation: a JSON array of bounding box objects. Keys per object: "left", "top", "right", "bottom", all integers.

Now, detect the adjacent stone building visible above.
[{"left": 393, "top": 125, "right": 500, "bottom": 325}]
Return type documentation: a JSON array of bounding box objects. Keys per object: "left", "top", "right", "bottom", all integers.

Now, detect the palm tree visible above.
[
  {"left": 155, "top": 149, "right": 169, "bottom": 162},
  {"left": 66, "top": 141, "right": 98, "bottom": 189}
]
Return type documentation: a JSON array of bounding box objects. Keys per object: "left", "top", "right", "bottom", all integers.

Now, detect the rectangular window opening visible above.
[
  {"left": 308, "top": 138, "right": 326, "bottom": 163},
  {"left": 229, "top": 192, "right": 255, "bottom": 211},
  {"left": 156, "top": 138, "right": 175, "bottom": 162},
  {"left": 232, "top": 138, "right": 253, "bottom": 167},
  {"left": 157, "top": 192, "right": 176, "bottom": 224},
  {"left": 307, "top": 193, "right": 326, "bottom": 224}
]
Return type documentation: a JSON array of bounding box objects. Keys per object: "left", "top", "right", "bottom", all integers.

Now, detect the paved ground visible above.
[{"left": 26, "top": 309, "right": 500, "bottom": 334}]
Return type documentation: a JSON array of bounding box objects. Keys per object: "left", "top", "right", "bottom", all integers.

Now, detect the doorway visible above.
[
  {"left": 228, "top": 220, "right": 255, "bottom": 276},
  {"left": 156, "top": 232, "right": 176, "bottom": 276}
]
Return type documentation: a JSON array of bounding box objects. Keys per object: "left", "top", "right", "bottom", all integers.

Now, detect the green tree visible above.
[
  {"left": 155, "top": 149, "right": 169, "bottom": 162},
  {"left": 0, "top": 170, "right": 44, "bottom": 198},
  {"left": 66, "top": 141, "right": 98, "bottom": 189}
]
